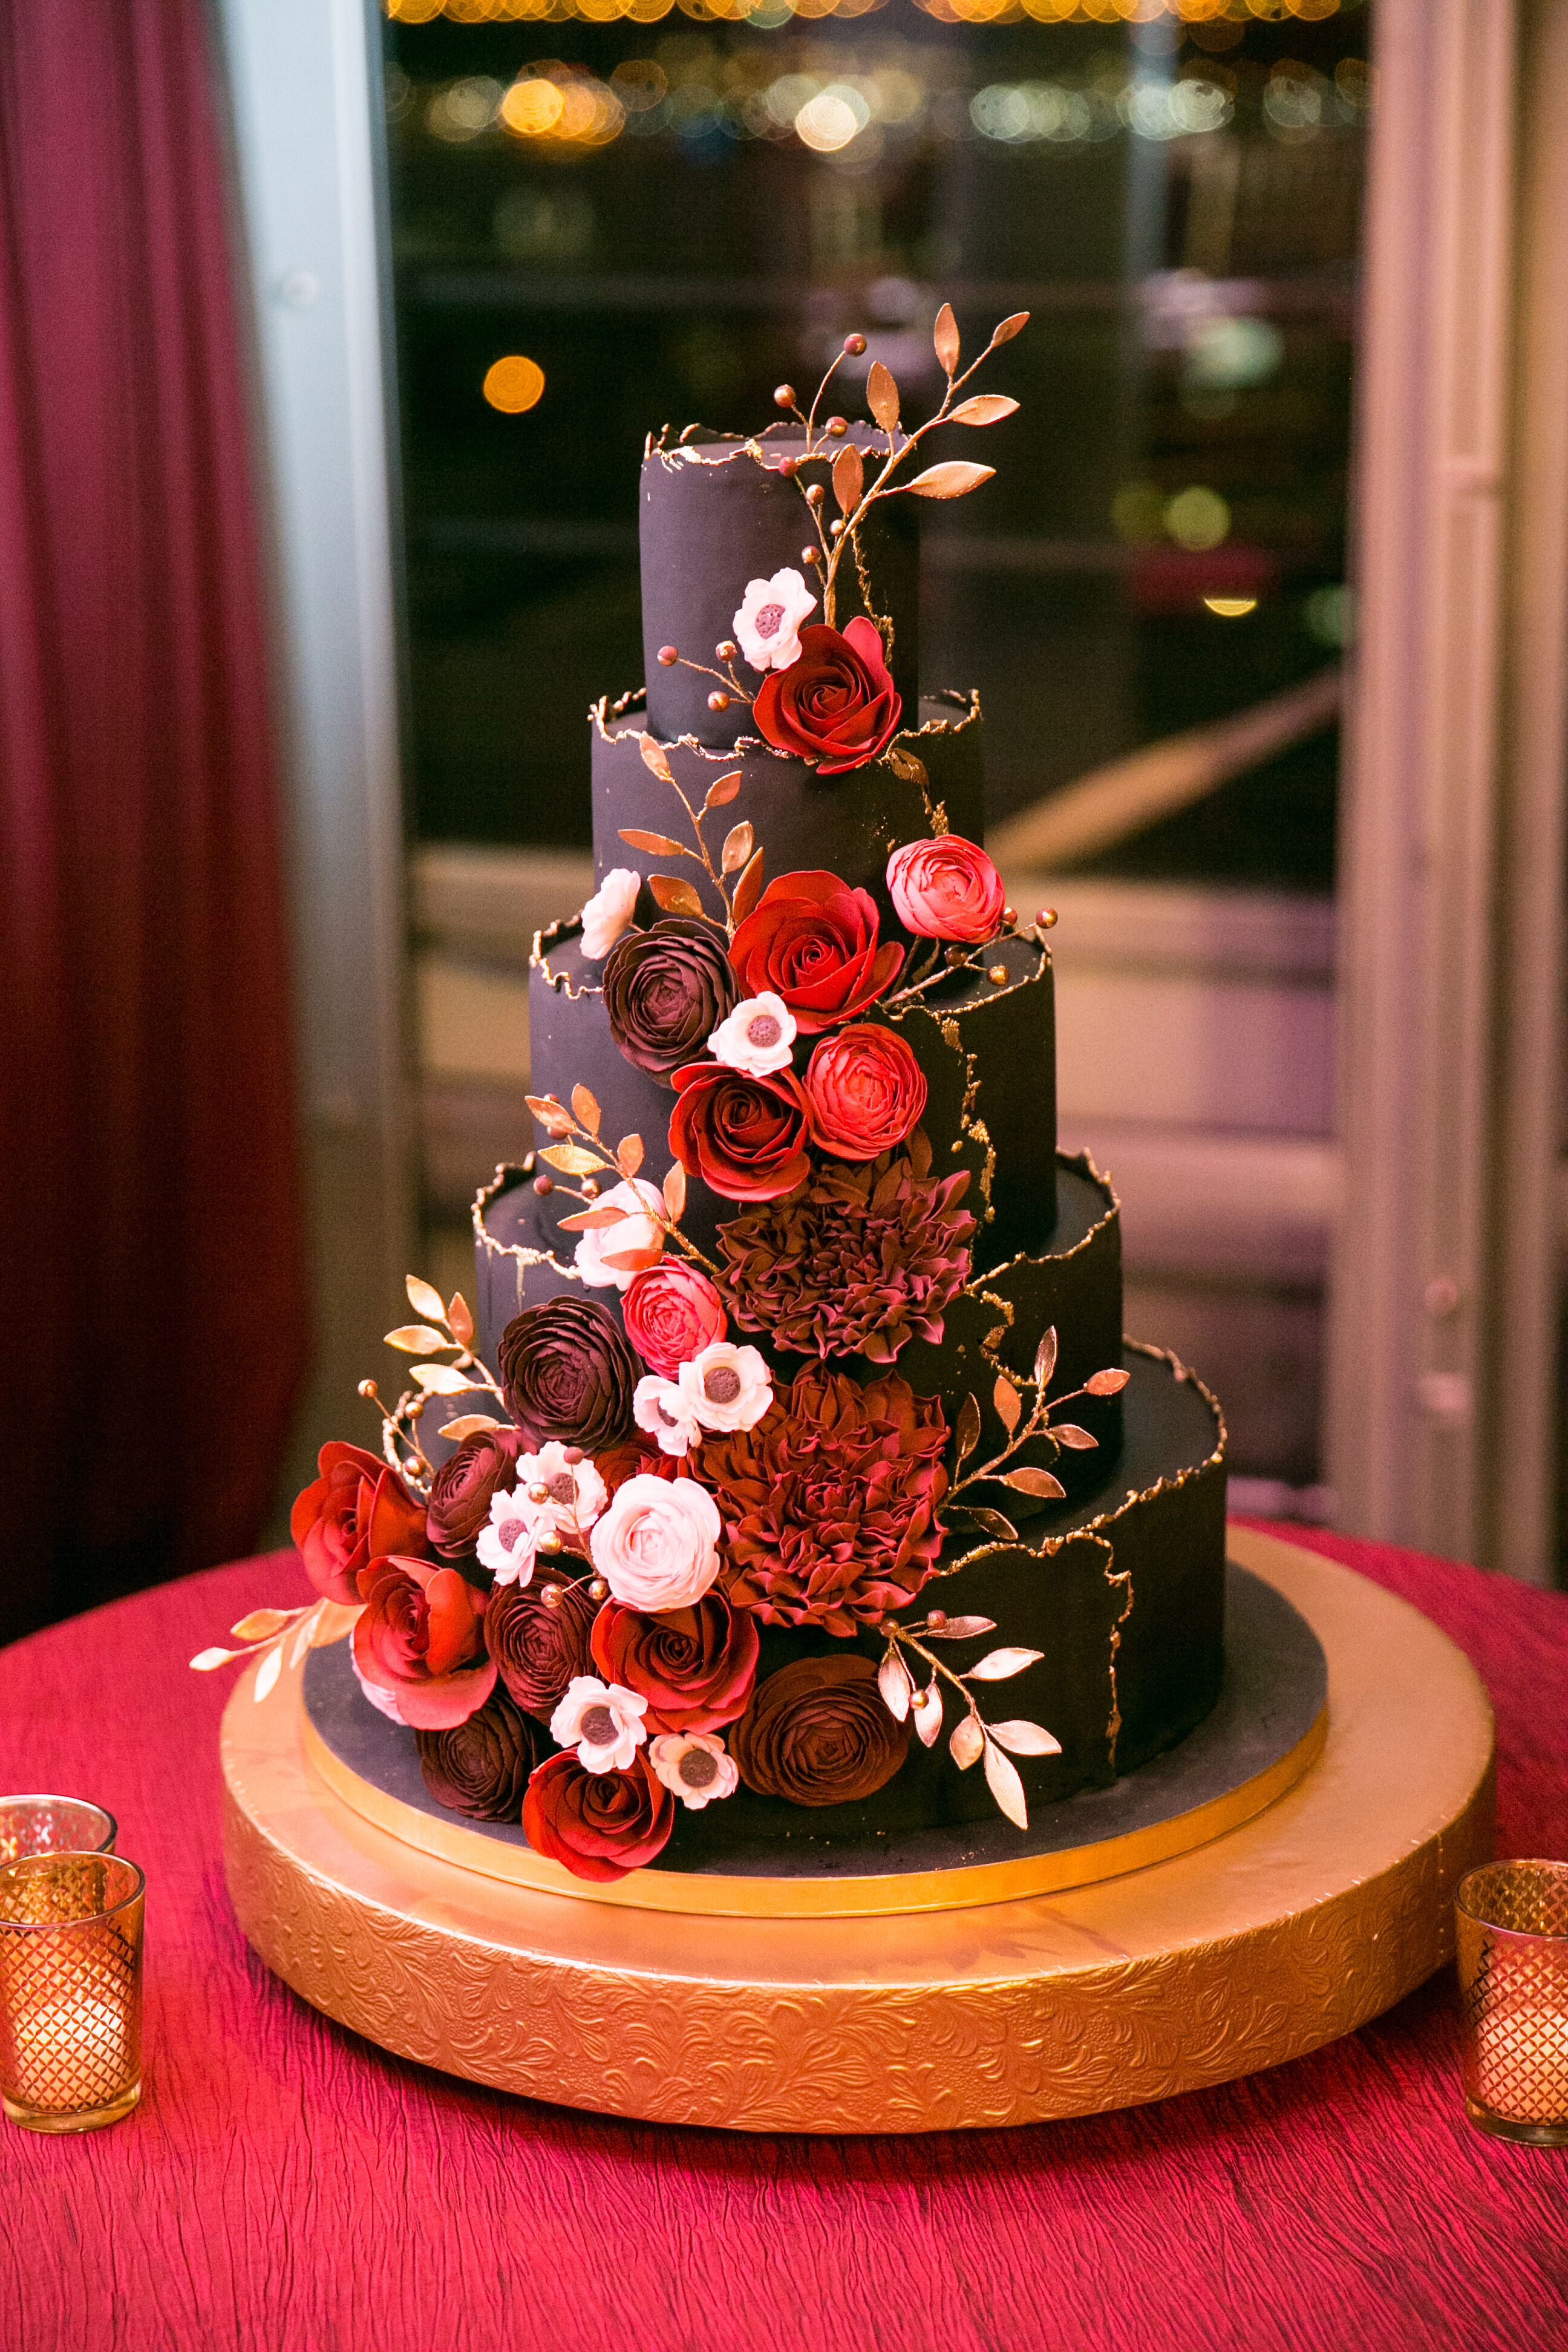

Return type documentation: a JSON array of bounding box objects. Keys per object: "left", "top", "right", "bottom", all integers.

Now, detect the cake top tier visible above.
[
  {"left": 640, "top": 428, "right": 918, "bottom": 751},
  {"left": 638, "top": 305, "right": 1029, "bottom": 753}
]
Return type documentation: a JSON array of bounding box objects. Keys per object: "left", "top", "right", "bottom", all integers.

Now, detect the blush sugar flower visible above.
[
  {"left": 708, "top": 990, "right": 798, "bottom": 1078},
  {"left": 675, "top": 1341, "right": 773, "bottom": 1434},
  {"left": 549, "top": 1674, "right": 650, "bottom": 1773},
  {"left": 733, "top": 566, "right": 817, "bottom": 673},
  {"left": 648, "top": 1731, "right": 740, "bottom": 1810},
  {"left": 579, "top": 866, "right": 639, "bottom": 959},
  {"left": 589, "top": 1472, "right": 723, "bottom": 1612},
  {"left": 571, "top": 1177, "right": 666, "bottom": 1290},
  {"left": 633, "top": 1373, "right": 704, "bottom": 1458}
]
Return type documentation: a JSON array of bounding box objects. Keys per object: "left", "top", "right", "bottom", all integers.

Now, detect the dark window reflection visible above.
[{"left": 383, "top": 1, "right": 1368, "bottom": 889}]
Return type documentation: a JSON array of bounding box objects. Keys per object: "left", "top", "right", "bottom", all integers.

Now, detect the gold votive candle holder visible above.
[
  {"left": 0, "top": 1852, "right": 145, "bottom": 2133},
  {"left": 0, "top": 1795, "right": 116, "bottom": 1865},
  {"left": 1455, "top": 1860, "right": 1568, "bottom": 2147}
]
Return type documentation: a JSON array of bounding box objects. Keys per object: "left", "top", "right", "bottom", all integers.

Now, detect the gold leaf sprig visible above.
[
  {"left": 526, "top": 1085, "right": 722, "bottom": 1277},
  {"left": 777, "top": 305, "right": 1027, "bottom": 632},
  {"left": 364, "top": 1276, "right": 514, "bottom": 1493},
  {"left": 191, "top": 1598, "right": 332, "bottom": 1704},
  {"left": 942, "top": 1330, "right": 1131, "bottom": 1547},
  {"left": 623, "top": 738, "right": 757, "bottom": 936},
  {"left": 875, "top": 1610, "right": 1060, "bottom": 1831}
]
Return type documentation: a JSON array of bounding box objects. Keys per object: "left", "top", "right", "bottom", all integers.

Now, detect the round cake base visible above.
[{"left": 220, "top": 1527, "right": 1495, "bottom": 2134}]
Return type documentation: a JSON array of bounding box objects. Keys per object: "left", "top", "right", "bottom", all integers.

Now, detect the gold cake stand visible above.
[{"left": 221, "top": 1527, "right": 1495, "bottom": 2133}]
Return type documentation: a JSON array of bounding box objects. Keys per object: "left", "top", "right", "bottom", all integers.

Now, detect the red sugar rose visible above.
[
  {"left": 623, "top": 1259, "right": 728, "bottom": 1378},
  {"left": 753, "top": 618, "right": 902, "bottom": 776},
  {"left": 668, "top": 1060, "right": 812, "bottom": 1202},
  {"left": 290, "top": 1442, "right": 428, "bottom": 1606},
  {"left": 803, "top": 1023, "right": 927, "bottom": 1161},
  {"left": 728, "top": 869, "right": 903, "bottom": 1035},
  {"left": 521, "top": 1750, "right": 675, "bottom": 1883},
  {"left": 352, "top": 1553, "right": 496, "bottom": 1730},
  {"left": 590, "top": 1592, "right": 759, "bottom": 1735},
  {"left": 886, "top": 834, "right": 1006, "bottom": 944}
]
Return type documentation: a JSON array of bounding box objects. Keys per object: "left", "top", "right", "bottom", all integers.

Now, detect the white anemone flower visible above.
[
  {"left": 733, "top": 567, "right": 817, "bottom": 673},
  {"left": 550, "top": 1676, "right": 648, "bottom": 1774},
  {"left": 707, "top": 991, "right": 797, "bottom": 1078},
  {"left": 649, "top": 1732, "right": 739, "bottom": 1811},
  {"left": 676, "top": 1341, "right": 773, "bottom": 1434},
  {"left": 579, "top": 867, "right": 639, "bottom": 959},
  {"left": 633, "top": 1373, "right": 703, "bottom": 1457}
]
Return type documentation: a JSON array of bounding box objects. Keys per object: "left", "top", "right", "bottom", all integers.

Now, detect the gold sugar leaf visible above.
[
  {"left": 638, "top": 734, "right": 675, "bottom": 782},
  {"left": 867, "top": 359, "right": 900, "bottom": 432},
  {"left": 541, "top": 1142, "right": 603, "bottom": 1176},
  {"left": 949, "top": 1716, "right": 983, "bottom": 1771},
  {"left": 191, "top": 1647, "right": 239, "bottom": 1672},
  {"left": 1085, "top": 1366, "right": 1130, "bottom": 1396},
  {"left": 702, "top": 771, "right": 743, "bottom": 814},
  {"left": 991, "top": 310, "right": 1030, "bottom": 345},
  {"left": 447, "top": 1292, "right": 474, "bottom": 1348},
  {"left": 439, "top": 1413, "right": 506, "bottom": 1443},
  {"left": 406, "top": 1274, "right": 447, "bottom": 1324},
  {"left": 877, "top": 1648, "right": 913, "bottom": 1723},
  {"left": 571, "top": 1084, "right": 602, "bottom": 1136},
  {"left": 1052, "top": 1424, "right": 1098, "bottom": 1452},
  {"left": 955, "top": 1393, "right": 982, "bottom": 1465},
  {"left": 617, "top": 1133, "right": 644, "bottom": 1178},
  {"left": 526, "top": 1093, "right": 573, "bottom": 1134},
  {"left": 663, "top": 1161, "right": 687, "bottom": 1222},
  {"left": 933, "top": 301, "right": 960, "bottom": 376},
  {"left": 955, "top": 1505, "right": 1019, "bottom": 1545},
  {"left": 987, "top": 1719, "right": 1062, "bottom": 1759},
  {"left": 983, "top": 1737, "right": 1028, "bottom": 1830},
  {"left": 253, "top": 1645, "right": 284, "bottom": 1704},
  {"left": 385, "top": 1324, "right": 449, "bottom": 1354},
  {"left": 1004, "top": 1466, "right": 1066, "bottom": 1500},
  {"left": 557, "top": 1206, "right": 629, "bottom": 1232},
  {"left": 912, "top": 1682, "right": 943, "bottom": 1747},
  {"left": 905, "top": 462, "right": 996, "bottom": 501},
  {"left": 721, "top": 820, "right": 754, "bottom": 875},
  {"left": 411, "top": 1364, "right": 479, "bottom": 1396},
  {"left": 601, "top": 1244, "right": 663, "bottom": 1276},
  {"left": 966, "top": 1645, "right": 1044, "bottom": 1681},
  {"left": 1034, "top": 1325, "right": 1059, "bottom": 1388},
  {"left": 949, "top": 394, "right": 1019, "bottom": 427},
  {"left": 619, "top": 828, "right": 688, "bottom": 857},
  {"left": 230, "top": 1609, "right": 294, "bottom": 1643},
  {"left": 923, "top": 1615, "right": 996, "bottom": 1641},
  {"left": 993, "top": 1374, "right": 1021, "bottom": 1435},
  {"left": 647, "top": 873, "right": 707, "bottom": 920},
  {"left": 832, "top": 443, "right": 864, "bottom": 517},
  {"left": 731, "top": 846, "right": 766, "bottom": 927}
]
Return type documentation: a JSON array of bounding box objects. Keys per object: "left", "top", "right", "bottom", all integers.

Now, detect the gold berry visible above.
[
  {"left": 716, "top": 639, "right": 737, "bottom": 662},
  {"left": 805, "top": 482, "right": 825, "bottom": 507},
  {"left": 802, "top": 545, "right": 822, "bottom": 566},
  {"left": 843, "top": 333, "right": 867, "bottom": 356},
  {"left": 533, "top": 1174, "right": 553, "bottom": 1197},
  {"left": 541, "top": 1584, "right": 562, "bottom": 1610},
  {"left": 589, "top": 1578, "right": 609, "bottom": 1601},
  {"left": 773, "top": 384, "right": 795, "bottom": 408},
  {"left": 988, "top": 964, "right": 1008, "bottom": 985},
  {"left": 1002, "top": 904, "right": 1017, "bottom": 927},
  {"left": 927, "top": 1608, "right": 947, "bottom": 1630},
  {"left": 708, "top": 690, "right": 730, "bottom": 712},
  {"left": 826, "top": 416, "right": 848, "bottom": 437},
  {"left": 778, "top": 456, "right": 799, "bottom": 478},
  {"left": 358, "top": 1379, "right": 377, "bottom": 1400},
  {"left": 657, "top": 644, "right": 678, "bottom": 667},
  {"left": 581, "top": 1177, "right": 599, "bottom": 1198},
  {"left": 1037, "top": 906, "right": 1059, "bottom": 929}
]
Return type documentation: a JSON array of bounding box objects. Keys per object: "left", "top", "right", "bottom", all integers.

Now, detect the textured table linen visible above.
[{"left": 0, "top": 1525, "right": 1563, "bottom": 2352}]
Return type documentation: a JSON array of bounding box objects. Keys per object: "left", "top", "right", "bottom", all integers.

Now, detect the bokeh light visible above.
[
  {"left": 482, "top": 356, "right": 547, "bottom": 414},
  {"left": 1165, "top": 487, "right": 1232, "bottom": 553}
]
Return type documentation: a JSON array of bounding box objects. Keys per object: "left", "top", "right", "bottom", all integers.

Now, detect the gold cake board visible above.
[{"left": 220, "top": 1527, "right": 1495, "bottom": 2134}]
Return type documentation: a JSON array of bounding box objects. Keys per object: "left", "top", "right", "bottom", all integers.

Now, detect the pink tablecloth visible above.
[{"left": 1, "top": 1525, "right": 1564, "bottom": 2352}]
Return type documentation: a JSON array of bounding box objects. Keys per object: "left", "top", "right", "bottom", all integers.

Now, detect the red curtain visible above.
[{"left": 0, "top": 2, "right": 310, "bottom": 1641}]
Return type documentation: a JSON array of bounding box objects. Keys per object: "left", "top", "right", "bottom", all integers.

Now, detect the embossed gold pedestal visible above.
[{"left": 221, "top": 1528, "right": 1495, "bottom": 2134}]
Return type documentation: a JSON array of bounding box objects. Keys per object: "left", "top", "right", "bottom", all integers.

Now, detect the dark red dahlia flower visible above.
[
  {"left": 590, "top": 1592, "right": 759, "bottom": 1736},
  {"left": 521, "top": 1750, "right": 675, "bottom": 1883},
  {"left": 752, "top": 618, "right": 902, "bottom": 776},
  {"left": 716, "top": 1139, "right": 974, "bottom": 1364},
  {"left": 705, "top": 1368, "right": 948, "bottom": 1634},
  {"left": 290, "top": 1442, "right": 428, "bottom": 1606},
  {"left": 728, "top": 870, "right": 903, "bottom": 1034}
]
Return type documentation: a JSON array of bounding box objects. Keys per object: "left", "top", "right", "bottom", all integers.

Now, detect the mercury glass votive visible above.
[
  {"left": 0, "top": 1852, "right": 145, "bottom": 2133},
  {"left": 0, "top": 1796, "right": 116, "bottom": 1865},
  {"left": 1456, "top": 1860, "right": 1568, "bottom": 2146}
]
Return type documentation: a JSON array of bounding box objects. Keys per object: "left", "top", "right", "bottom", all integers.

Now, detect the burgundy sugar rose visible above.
[
  {"left": 590, "top": 1593, "right": 759, "bottom": 1736},
  {"left": 707, "top": 1368, "right": 948, "bottom": 1634},
  {"left": 752, "top": 618, "right": 902, "bottom": 776},
  {"left": 728, "top": 869, "right": 903, "bottom": 1034},
  {"left": 522, "top": 1750, "right": 675, "bottom": 1883},
  {"left": 353, "top": 1553, "right": 496, "bottom": 1730},
  {"left": 668, "top": 1060, "right": 812, "bottom": 1203},
  {"left": 603, "top": 917, "right": 738, "bottom": 1081},
  {"left": 803, "top": 1023, "right": 927, "bottom": 1161},
  {"left": 290, "top": 1442, "right": 428, "bottom": 1606},
  {"left": 425, "top": 1426, "right": 522, "bottom": 1560},
  {"left": 414, "top": 1684, "right": 546, "bottom": 1822},
  {"left": 729, "top": 1655, "right": 911, "bottom": 1807},
  {"left": 623, "top": 1259, "right": 728, "bottom": 1379},
  {"left": 484, "top": 1573, "right": 599, "bottom": 1722},
  {"left": 886, "top": 834, "right": 1007, "bottom": 944},
  {"left": 717, "top": 1138, "right": 975, "bottom": 1364},
  {"left": 498, "top": 1296, "right": 639, "bottom": 1455}
]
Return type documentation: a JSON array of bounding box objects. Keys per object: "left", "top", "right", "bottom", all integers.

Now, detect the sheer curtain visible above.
[{"left": 0, "top": 0, "right": 309, "bottom": 1640}]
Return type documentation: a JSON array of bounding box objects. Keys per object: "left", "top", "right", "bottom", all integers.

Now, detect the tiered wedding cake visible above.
[{"left": 286, "top": 307, "right": 1227, "bottom": 1887}]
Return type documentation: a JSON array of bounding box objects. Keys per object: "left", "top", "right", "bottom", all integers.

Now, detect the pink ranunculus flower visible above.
[
  {"left": 580, "top": 867, "right": 640, "bottom": 960},
  {"left": 589, "top": 1472, "right": 722, "bottom": 1613},
  {"left": 572, "top": 1177, "right": 666, "bottom": 1291},
  {"left": 675, "top": 1341, "right": 773, "bottom": 1435},
  {"left": 886, "top": 835, "right": 1007, "bottom": 944},
  {"left": 733, "top": 566, "right": 817, "bottom": 673},
  {"left": 707, "top": 990, "right": 798, "bottom": 1078},
  {"left": 648, "top": 1731, "right": 739, "bottom": 1811},
  {"left": 549, "top": 1674, "right": 649, "bottom": 1773}
]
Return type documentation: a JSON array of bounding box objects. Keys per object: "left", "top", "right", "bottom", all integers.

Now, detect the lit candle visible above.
[
  {"left": 1474, "top": 1993, "right": 1568, "bottom": 2125},
  {"left": 5, "top": 1994, "right": 132, "bottom": 2111}
]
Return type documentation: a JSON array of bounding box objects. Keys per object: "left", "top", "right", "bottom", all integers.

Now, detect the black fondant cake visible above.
[{"left": 301, "top": 314, "right": 1229, "bottom": 1890}]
